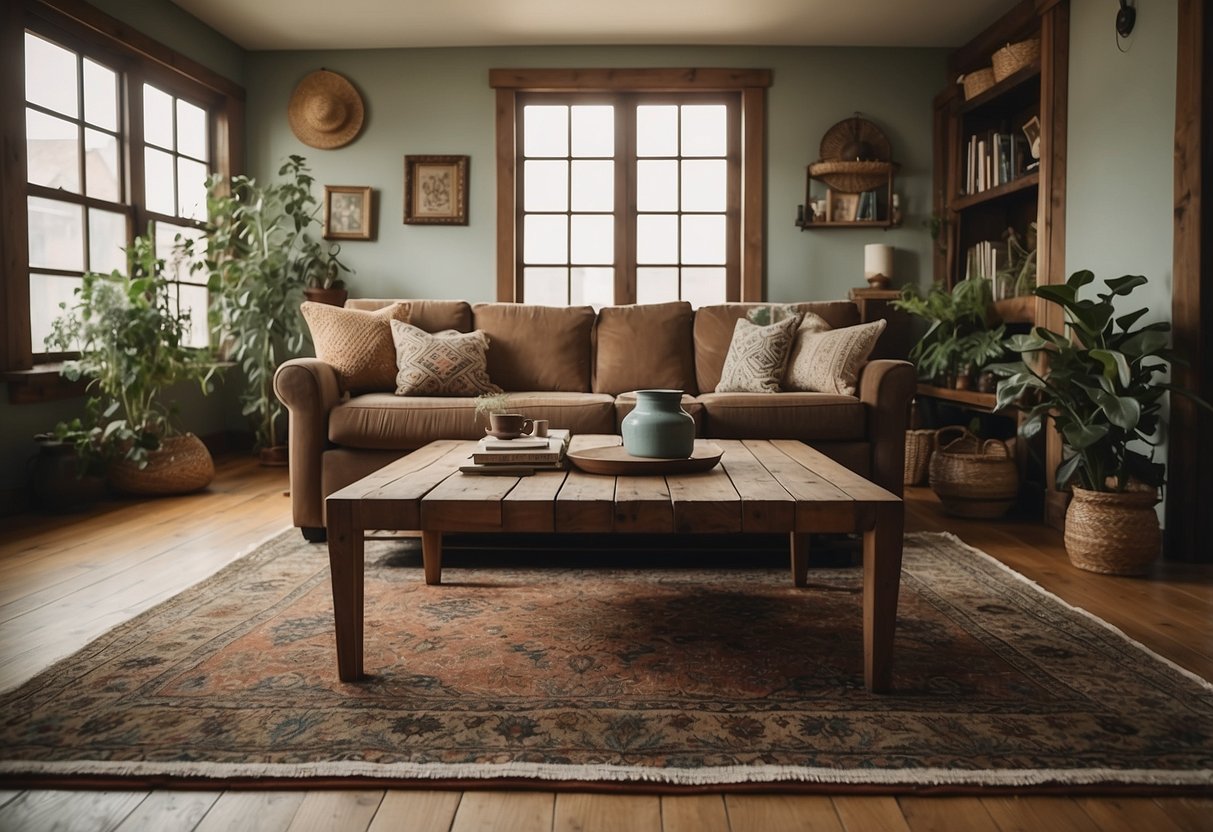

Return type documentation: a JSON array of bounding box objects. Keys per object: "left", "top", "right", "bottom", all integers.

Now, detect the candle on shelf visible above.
[{"left": 864, "top": 244, "right": 894, "bottom": 289}]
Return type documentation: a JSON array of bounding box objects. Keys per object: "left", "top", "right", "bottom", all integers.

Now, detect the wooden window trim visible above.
[{"left": 491, "top": 68, "right": 770, "bottom": 303}]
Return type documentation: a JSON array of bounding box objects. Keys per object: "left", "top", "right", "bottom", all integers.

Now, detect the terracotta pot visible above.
[
  {"left": 303, "top": 286, "right": 348, "bottom": 307},
  {"left": 109, "top": 433, "right": 214, "bottom": 496},
  {"left": 1064, "top": 486, "right": 1161, "bottom": 576},
  {"left": 259, "top": 445, "right": 289, "bottom": 467}
]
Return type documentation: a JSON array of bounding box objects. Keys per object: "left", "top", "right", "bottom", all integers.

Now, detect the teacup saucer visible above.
[{"left": 485, "top": 428, "right": 524, "bottom": 440}]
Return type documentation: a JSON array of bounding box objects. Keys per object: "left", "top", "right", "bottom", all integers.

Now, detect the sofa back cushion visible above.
[
  {"left": 592, "top": 301, "right": 697, "bottom": 395},
  {"left": 345, "top": 298, "right": 472, "bottom": 333},
  {"left": 472, "top": 303, "right": 596, "bottom": 392},
  {"left": 693, "top": 302, "right": 860, "bottom": 393}
]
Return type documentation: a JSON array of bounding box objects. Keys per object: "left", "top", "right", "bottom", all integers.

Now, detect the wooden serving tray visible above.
[{"left": 567, "top": 443, "right": 723, "bottom": 475}]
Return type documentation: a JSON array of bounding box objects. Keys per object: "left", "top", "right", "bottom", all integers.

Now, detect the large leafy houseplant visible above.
[
  {"left": 993, "top": 269, "right": 1209, "bottom": 493},
  {"left": 46, "top": 226, "right": 216, "bottom": 471},
  {"left": 893, "top": 277, "right": 994, "bottom": 384},
  {"left": 189, "top": 155, "right": 350, "bottom": 450}
]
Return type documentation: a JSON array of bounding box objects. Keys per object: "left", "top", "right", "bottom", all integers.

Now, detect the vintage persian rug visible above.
[{"left": 1, "top": 531, "right": 1211, "bottom": 792}]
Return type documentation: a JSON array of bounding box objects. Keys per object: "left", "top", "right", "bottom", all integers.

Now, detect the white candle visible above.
[{"left": 864, "top": 244, "right": 894, "bottom": 282}]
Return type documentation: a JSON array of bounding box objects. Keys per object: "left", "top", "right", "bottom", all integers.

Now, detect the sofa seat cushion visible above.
[
  {"left": 592, "top": 301, "right": 696, "bottom": 395},
  {"left": 696, "top": 392, "right": 866, "bottom": 441},
  {"left": 329, "top": 392, "right": 616, "bottom": 449},
  {"left": 473, "top": 303, "right": 595, "bottom": 392},
  {"left": 613, "top": 391, "right": 704, "bottom": 434},
  {"left": 346, "top": 298, "right": 472, "bottom": 333}
]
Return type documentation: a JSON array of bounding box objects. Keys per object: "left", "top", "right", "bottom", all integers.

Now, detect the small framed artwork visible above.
[
  {"left": 827, "top": 190, "right": 860, "bottom": 223},
  {"left": 404, "top": 155, "right": 469, "bottom": 225},
  {"left": 323, "top": 186, "right": 373, "bottom": 240},
  {"left": 1021, "top": 115, "right": 1042, "bottom": 159}
]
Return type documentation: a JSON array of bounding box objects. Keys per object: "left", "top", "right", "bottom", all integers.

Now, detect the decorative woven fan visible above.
[{"left": 809, "top": 114, "right": 898, "bottom": 193}]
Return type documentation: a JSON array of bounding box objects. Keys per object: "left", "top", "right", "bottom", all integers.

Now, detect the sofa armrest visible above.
[
  {"left": 273, "top": 358, "right": 343, "bottom": 529},
  {"left": 857, "top": 359, "right": 917, "bottom": 497}
]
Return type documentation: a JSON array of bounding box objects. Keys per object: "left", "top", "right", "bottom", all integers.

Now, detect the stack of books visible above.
[{"left": 460, "top": 428, "right": 572, "bottom": 476}]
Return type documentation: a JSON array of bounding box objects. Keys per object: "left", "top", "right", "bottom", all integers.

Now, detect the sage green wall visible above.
[
  {"left": 244, "top": 46, "right": 947, "bottom": 304},
  {"left": 1065, "top": 0, "right": 1177, "bottom": 519}
]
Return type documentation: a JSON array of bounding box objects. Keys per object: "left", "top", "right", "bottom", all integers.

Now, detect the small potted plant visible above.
[
  {"left": 894, "top": 277, "right": 993, "bottom": 388},
  {"left": 301, "top": 241, "right": 351, "bottom": 307},
  {"left": 473, "top": 391, "right": 512, "bottom": 428},
  {"left": 993, "top": 269, "right": 1212, "bottom": 574}
]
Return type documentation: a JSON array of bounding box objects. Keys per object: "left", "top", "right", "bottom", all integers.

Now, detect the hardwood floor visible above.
[{"left": 0, "top": 455, "right": 1209, "bottom": 831}]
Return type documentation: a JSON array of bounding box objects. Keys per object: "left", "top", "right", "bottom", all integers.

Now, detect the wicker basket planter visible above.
[
  {"left": 959, "top": 67, "right": 996, "bottom": 100},
  {"left": 904, "top": 429, "right": 935, "bottom": 486},
  {"left": 992, "top": 38, "right": 1041, "bottom": 82},
  {"left": 1064, "top": 486, "right": 1161, "bottom": 576},
  {"left": 109, "top": 433, "right": 215, "bottom": 496},
  {"left": 928, "top": 427, "right": 1017, "bottom": 518}
]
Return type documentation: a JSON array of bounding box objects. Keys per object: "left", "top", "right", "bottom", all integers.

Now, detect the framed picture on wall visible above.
[
  {"left": 323, "top": 185, "right": 373, "bottom": 240},
  {"left": 827, "top": 190, "right": 860, "bottom": 223},
  {"left": 404, "top": 155, "right": 469, "bottom": 225}
]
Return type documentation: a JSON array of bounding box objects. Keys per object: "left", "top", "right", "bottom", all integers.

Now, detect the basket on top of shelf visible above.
[
  {"left": 808, "top": 114, "right": 899, "bottom": 193},
  {"left": 928, "top": 426, "right": 1018, "bottom": 518},
  {"left": 992, "top": 38, "right": 1040, "bottom": 82},
  {"left": 958, "top": 67, "right": 996, "bottom": 101}
]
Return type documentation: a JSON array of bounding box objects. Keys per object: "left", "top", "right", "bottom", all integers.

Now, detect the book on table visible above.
[{"left": 470, "top": 428, "right": 571, "bottom": 466}]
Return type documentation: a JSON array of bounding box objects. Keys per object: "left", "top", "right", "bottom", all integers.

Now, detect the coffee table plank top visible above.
[
  {"left": 666, "top": 458, "right": 743, "bottom": 533},
  {"left": 552, "top": 436, "right": 621, "bottom": 532},
  {"left": 502, "top": 470, "right": 569, "bottom": 532},
  {"left": 715, "top": 440, "right": 796, "bottom": 532},
  {"left": 330, "top": 440, "right": 468, "bottom": 529},
  {"left": 614, "top": 474, "right": 676, "bottom": 533}
]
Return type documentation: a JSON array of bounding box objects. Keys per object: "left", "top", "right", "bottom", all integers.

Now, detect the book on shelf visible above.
[
  {"left": 963, "top": 130, "right": 1029, "bottom": 195},
  {"left": 963, "top": 240, "right": 1001, "bottom": 283},
  {"left": 471, "top": 428, "right": 571, "bottom": 465}
]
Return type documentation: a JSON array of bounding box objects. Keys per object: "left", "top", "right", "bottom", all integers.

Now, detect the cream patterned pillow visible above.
[
  {"left": 715, "top": 315, "right": 801, "bottom": 393},
  {"left": 301, "top": 301, "right": 411, "bottom": 393},
  {"left": 783, "top": 318, "right": 886, "bottom": 396},
  {"left": 390, "top": 320, "right": 502, "bottom": 396}
]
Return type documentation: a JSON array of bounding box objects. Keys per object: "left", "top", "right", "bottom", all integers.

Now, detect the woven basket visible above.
[
  {"left": 992, "top": 38, "right": 1041, "bottom": 82},
  {"left": 109, "top": 433, "right": 215, "bottom": 496},
  {"left": 1064, "top": 486, "right": 1161, "bottom": 576},
  {"left": 928, "top": 426, "right": 1017, "bottom": 518},
  {"left": 959, "top": 67, "right": 996, "bottom": 100},
  {"left": 904, "top": 429, "right": 935, "bottom": 486},
  {"left": 807, "top": 159, "right": 896, "bottom": 194}
]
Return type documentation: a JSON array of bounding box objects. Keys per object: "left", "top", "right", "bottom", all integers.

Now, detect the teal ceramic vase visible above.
[{"left": 621, "top": 389, "right": 695, "bottom": 458}]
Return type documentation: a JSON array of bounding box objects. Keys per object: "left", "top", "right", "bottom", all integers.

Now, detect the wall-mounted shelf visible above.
[{"left": 797, "top": 218, "right": 901, "bottom": 230}]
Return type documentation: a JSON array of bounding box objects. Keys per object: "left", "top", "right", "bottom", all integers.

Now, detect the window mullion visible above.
[
  {"left": 125, "top": 71, "right": 146, "bottom": 242},
  {"left": 617, "top": 94, "right": 634, "bottom": 304},
  {"left": 566, "top": 107, "right": 573, "bottom": 305}
]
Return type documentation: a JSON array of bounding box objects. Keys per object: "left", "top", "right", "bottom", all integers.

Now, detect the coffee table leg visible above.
[
  {"left": 790, "top": 532, "right": 810, "bottom": 587},
  {"left": 422, "top": 530, "right": 443, "bottom": 585},
  {"left": 863, "top": 502, "right": 904, "bottom": 693},
  {"left": 326, "top": 499, "right": 364, "bottom": 682}
]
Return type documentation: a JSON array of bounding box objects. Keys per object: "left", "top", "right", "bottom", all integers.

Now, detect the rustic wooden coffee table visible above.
[{"left": 326, "top": 435, "right": 904, "bottom": 692}]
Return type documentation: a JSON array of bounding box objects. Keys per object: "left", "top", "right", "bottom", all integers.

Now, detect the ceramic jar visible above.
[{"left": 621, "top": 389, "right": 695, "bottom": 459}]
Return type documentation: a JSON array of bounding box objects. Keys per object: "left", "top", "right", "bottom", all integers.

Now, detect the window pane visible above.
[
  {"left": 636, "top": 105, "right": 677, "bottom": 157},
  {"left": 523, "top": 214, "right": 567, "bottom": 264},
  {"left": 571, "top": 267, "right": 614, "bottom": 308},
  {"left": 636, "top": 267, "right": 679, "bottom": 305},
  {"left": 171, "top": 282, "right": 210, "bottom": 349},
  {"left": 681, "top": 215, "right": 726, "bottom": 265},
  {"left": 177, "top": 157, "right": 208, "bottom": 220},
  {"left": 25, "top": 33, "right": 78, "bottom": 117},
  {"left": 570, "top": 214, "right": 613, "bottom": 264},
  {"left": 30, "top": 273, "right": 84, "bottom": 352},
  {"left": 571, "top": 105, "right": 613, "bottom": 157},
  {"left": 26, "top": 109, "right": 79, "bottom": 193},
  {"left": 523, "top": 267, "right": 568, "bottom": 305},
  {"left": 523, "top": 105, "right": 568, "bottom": 157},
  {"left": 636, "top": 160, "right": 677, "bottom": 211},
  {"left": 84, "top": 128, "right": 120, "bottom": 201},
  {"left": 144, "top": 147, "right": 175, "bottom": 215},
  {"left": 681, "top": 159, "right": 727, "bottom": 212},
  {"left": 636, "top": 214, "right": 678, "bottom": 264},
  {"left": 523, "top": 160, "right": 568, "bottom": 212},
  {"left": 157, "top": 225, "right": 207, "bottom": 283},
  {"left": 143, "top": 84, "right": 174, "bottom": 149},
  {"left": 176, "top": 99, "right": 208, "bottom": 160},
  {"left": 681, "top": 105, "right": 727, "bottom": 157},
  {"left": 570, "top": 160, "right": 613, "bottom": 212},
  {"left": 83, "top": 59, "right": 118, "bottom": 131},
  {"left": 88, "top": 208, "right": 126, "bottom": 274},
  {"left": 28, "top": 197, "right": 83, "bottom": 271},
  {"left": 681, "top": 267, "right": 726, "bottom": 308}
]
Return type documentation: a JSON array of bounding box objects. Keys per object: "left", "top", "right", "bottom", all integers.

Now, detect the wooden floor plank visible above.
[
  {"left": 111, "top": 791, "right": 222, "bottom": 832},
  {"left": 284, "top": 790, "right": 384, "bottom": 832},
  {"left": 897, "top": 797, "right": 1000, "bottom": 832},
  {"left": 367, "top": 790, "right": 461, "bottom": 832},
  {"left": 1073, "top": 797, "right": 1187, "bottom": 832},
  {"left": 833, "top": 795, "right": 912, "bottom": 832},
  {"left": 979, "top": 796, "right": 1100, "bottom": 832},
  {"left": 0, "top": 790, "right": 148, "bottom": 832},
  {"left": 193, "top": 791, "right": 307, "bottom": 832},
  {"left": 660, "top": 794, "right": 730, "bottom": 832},
  {"left": 450, "top": 791, "right": 554, "bottom": 832},
  {"left": 1153, "top": 797, "right": 1213, "bottom": 832},
  {"left": 553, "top": 793, "right": 661, "bottom": 832},
  {"left": 725, "top": 794, "right": 843, "bottom": 832},
  {"left": 0, "top": 790, "right": 24, "bottom": 810}
]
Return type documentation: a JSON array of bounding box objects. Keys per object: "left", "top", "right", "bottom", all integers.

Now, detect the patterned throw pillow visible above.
[
  {"left": 390, "top": 320, "right": 502, "bottom": 396},
  {"left": 715, "top": 315, "right": 801, "bottom": 393},
  {"left": 783, "top": 318, "right": 887, "bottom": 396},
  {"left": 300, "top": 301, "right": 411, "bottom": 393}
]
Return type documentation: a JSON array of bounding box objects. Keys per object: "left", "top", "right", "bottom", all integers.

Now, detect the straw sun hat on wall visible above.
[{"left": 287, "top": 69, "right": 365, "bottom": 149}]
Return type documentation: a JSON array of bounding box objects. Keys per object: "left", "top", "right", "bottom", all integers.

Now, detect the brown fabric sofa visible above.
[{"left": 274, "top": 299, "right": 916, "bottom": 540}]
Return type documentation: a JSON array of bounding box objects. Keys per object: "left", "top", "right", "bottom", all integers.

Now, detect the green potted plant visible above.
[
  {"left": 993, "top": 269, "right": 1212, "bottom": 574},
  {"left": 300, "top": 241, "right": 351, "bottom": 307},
  {"left": 993, "top": 224, "right": 1037, "bottom": 323},
  {"left": 45, "top": 226, "right": 217, "bottom": 495},
  {"left": 893, "top": 277, "right": 993, "bottom": 388},
  {"left": 189, "top": 155, "right": 351, "bottom": 462}
]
